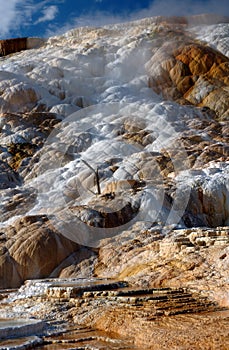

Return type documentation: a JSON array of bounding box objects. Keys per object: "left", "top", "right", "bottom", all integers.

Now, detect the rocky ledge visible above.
[
  {"left": 0, "top": 278, "right": 228, "bottom": 349},
  {"left": 95, "top": 226, "right": 229, "bottom": 306},
  {"left": 0, "top": 223, "right": 228, "bottom": 349}
]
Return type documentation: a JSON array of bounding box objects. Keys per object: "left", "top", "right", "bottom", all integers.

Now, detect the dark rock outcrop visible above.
[
  {"left": 0, "top": 38, "right": 27, "bottom": 56},
  {"left": 0, "top": 160, "right": 21, "bottom": 189},
  {"left": 0, "top": 37, "right": 45, "bottom": 56}
]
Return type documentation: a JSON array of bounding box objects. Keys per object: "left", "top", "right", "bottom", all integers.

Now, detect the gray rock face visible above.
[{"left": 0, "top": 161, "right": 21, "bottom": 189}]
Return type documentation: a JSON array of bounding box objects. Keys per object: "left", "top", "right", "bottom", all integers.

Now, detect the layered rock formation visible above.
[
  {"left": 95, "top": 226, "right": 229, "bottom": 306},
  {"left": 0, "top": 37, "right": 45, "bottom": 57},
  {"left": 0, "top": 38, "right": 27, "bottom": 57},
  {"left": 147, "top": 28, "right": 229, "bottom": 120},
  {"left": 0, "top": 14, "right": 228, "bottom": 349},
  {"left": 0, "top": 278, "right": 228, "bottom": 349},
  {"left": 0, "top": 215, "right": 81, "bottom": 288}
]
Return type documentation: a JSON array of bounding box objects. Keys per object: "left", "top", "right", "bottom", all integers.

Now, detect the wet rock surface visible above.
[
  {"left": 0, "top": 278, "right": 228, "bottom": 349},
  {"left": 95, "top": 226, "right": 229, "bottom": 305},
  {"left": 0, "top": 14, "right": 228, "bottom": 350}
]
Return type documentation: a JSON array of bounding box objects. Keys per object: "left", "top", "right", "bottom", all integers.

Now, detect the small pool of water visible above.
[
  {"left": 0, "top": 318, "right": 45, "bottom": 340},
  {"left": 0, "top": 319, "right": 38, "bottom": 328}
]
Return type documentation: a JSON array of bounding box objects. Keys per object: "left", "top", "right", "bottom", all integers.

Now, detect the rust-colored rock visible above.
[
  {"left": 0, "top": 215, "right": 79, "bottom": 288},
  {"left": 147, "top": 36, "right": 229, "bottom": 120},
  {"left": 0, "top": 37, "right": 45, "bottom": 56},
  {"left": 102, "top": 179, "right": 145, "bottom": 195},
  {"left": 95, "top": 226, "right": 229, "bottom": 306},
  {"left": 0, "top": 38, "right": 27, "bottom": 56}
]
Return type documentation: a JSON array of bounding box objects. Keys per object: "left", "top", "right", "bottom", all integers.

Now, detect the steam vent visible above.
[{"left": 0, "top": 13, "right": 228, "bottom": 350}]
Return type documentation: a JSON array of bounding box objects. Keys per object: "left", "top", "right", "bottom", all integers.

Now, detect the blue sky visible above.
[{"left": 0, "top": 0, "right": 229, "bottom": 39}]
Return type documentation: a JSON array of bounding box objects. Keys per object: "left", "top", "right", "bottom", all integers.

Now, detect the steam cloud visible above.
[
  {"left": 47, "top": 0, "right": 229, "bottom": 37},
  {"left": 0, "top": 0, "right": 229, "bottom": 39}
]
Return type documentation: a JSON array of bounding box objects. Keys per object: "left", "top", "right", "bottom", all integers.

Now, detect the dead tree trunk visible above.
[{"left": 81, "top": 159, "right": 101, "bottom": 195}]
